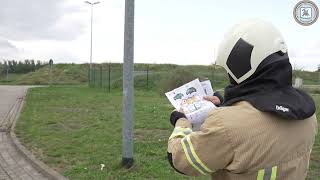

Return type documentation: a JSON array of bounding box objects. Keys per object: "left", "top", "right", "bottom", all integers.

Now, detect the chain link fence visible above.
[
  {"left": 88, "top": 64, "right": 158, "bottom": 91},
  {"left": 87, "top": 63, "right": 229, "bottom": 93}
]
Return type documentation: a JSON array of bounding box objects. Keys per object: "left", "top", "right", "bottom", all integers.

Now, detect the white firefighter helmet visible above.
[{"left": 215, "top": 19, "right": 288, "bottom": 84}]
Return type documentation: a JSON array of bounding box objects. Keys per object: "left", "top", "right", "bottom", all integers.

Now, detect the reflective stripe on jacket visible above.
[{"left": 167, "top": 101, "right": 318, "bottom": 180}]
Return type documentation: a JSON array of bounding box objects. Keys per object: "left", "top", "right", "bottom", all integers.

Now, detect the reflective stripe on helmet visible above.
[{"left": 181, "top": 135, "right": 213, "bottom": 175}]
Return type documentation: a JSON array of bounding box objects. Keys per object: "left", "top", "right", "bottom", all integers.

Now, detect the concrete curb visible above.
[{"left": 7, "top": 90, "right": 68, "bottom": 180}]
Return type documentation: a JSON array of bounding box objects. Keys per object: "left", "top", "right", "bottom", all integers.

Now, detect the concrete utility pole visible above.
[
  {"left": 85, "top": 1, "right": 100, "bottom": 85},
  {"left": 122, "top": 0, "right": 134, "bottom": 168}
]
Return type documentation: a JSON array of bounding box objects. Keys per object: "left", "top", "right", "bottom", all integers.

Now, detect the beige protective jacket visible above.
[{"left": 168, "top": 101, "right": 318, "bottom": 180}]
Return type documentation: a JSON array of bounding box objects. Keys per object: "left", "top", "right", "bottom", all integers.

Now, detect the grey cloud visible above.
[
  {"left": 290, "top": 41, "right": 320, "bottom": 70},
  {"left": 0, "top": 39, "right": 17, "bottom": 50},
  {"left": 290, "top": 40, "right": 320, "bottom": 57},
  {"left": 314, "top": 41, "right": 320, "bottom": 49},
  {"left": 0, "top": 38, "right": 19, "bottom": 57},
  {"left": 0, "top": 0, "right": 86, "bottom": 41}
]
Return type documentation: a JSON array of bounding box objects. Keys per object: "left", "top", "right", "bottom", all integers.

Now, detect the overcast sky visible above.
[{"left": 0, "top": 0, "right": 319, "bottom": 70}]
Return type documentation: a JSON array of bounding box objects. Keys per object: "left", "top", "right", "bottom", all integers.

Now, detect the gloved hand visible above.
[
  {"left": 204, "top": 91, "right": 224, "bottom": 106},
  {"left": 170, "top": 111, "right": 186, "bottom": 126},
  {"left": 214, "top": 91, "right": 224, "bottom": 104}
]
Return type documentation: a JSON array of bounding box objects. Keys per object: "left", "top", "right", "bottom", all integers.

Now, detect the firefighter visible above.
[{"left": 167, "top": 19, "right": 317, "bottom": 180}]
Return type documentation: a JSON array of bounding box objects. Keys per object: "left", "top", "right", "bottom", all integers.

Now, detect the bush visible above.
[
  {"left": 157, "top": 69, "right": 198, "bottom": 95},
  {"left": 300, "top": 86, "right": 320, "bottom": 94}
]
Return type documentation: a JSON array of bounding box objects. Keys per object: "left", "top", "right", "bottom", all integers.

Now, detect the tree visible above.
[
  {"left": 1, "top": 60, "right": 45, "bottom": 74},
  {"left": 0, "top": 62, "right": 4, "bottom": 78}
]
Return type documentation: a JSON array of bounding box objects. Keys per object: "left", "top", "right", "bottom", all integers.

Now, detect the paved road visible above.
[
  {"left": 0, "top": 86, "right": 48, "bottom": 180},
  {"left": 0, "top": 86, "right": 28, "bottom": 127}
]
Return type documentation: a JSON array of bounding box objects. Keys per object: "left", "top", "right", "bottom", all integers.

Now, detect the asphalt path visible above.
[{"left": 0, "top": 86, "right": 48, "bottom": 180}]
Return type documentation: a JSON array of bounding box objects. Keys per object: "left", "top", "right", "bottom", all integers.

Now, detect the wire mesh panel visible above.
[
  {"left": 87, "top": 63, "right": 230, "bottom": 91},
  {"left": 88, "top": 64, "right": 152, "bottom": 90}
]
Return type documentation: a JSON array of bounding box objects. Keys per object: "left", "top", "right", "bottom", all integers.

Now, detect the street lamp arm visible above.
[
  {"left": 84, "top": 1, "right": 92, "bottom": 5},
  {"left": 85, "top": 1, "right": 100, "bottom": 5}
]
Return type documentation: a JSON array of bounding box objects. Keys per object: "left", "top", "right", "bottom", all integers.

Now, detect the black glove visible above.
[{"left": 170, "top": 111, "right": 186, "bottom": 126}]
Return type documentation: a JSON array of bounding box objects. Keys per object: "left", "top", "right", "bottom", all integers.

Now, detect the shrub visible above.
[
  {"left": 300, "top": 86, "right": 320, "bottom": 94},
  {"left": 157, "top": 69, "right": 198, "bottom": 95}
]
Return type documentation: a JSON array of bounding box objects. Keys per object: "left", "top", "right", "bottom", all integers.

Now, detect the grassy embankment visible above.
[
  {"left": 1, "top": 63, "right": 318, "bottom": 90},
  {"left": 15, "top": 86, "right": 319, "bottom": 179},
  {"left": 0, "top": 64, "right": 88, "bottom": 85},
  {"left": 0, "top": 63, "right": 230, "bottom": 93}
]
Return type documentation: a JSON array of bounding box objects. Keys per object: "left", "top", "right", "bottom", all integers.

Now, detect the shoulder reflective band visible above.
[
  {"left": 169, "top": 127, "right": 192, "bottom": 140},
  {"left": 181, "top": 135, "right": 213, "bottom": 175},
  {"left": 257, "top": 166, "right": 277, "bottom": 180}
]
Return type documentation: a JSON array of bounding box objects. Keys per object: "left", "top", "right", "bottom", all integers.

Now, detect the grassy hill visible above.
[
  {"left": 0, "top": 63, "right": 229, "bottom": 90},
  {"left": 293, "top": 70, "right": 320, "bottom": 85},
  {"left": 0, "top": 64, "right": 88, "bottom": 85},
  {"left": 0, "top": 63, "right": 319, "bottom": 92}
]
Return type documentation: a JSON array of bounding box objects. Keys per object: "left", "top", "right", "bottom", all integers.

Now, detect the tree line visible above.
[{"left": 0, "top": 60, "right": 47, "bottom": 74}]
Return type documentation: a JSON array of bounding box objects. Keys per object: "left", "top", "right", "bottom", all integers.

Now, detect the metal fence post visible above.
[
  {"left": 49, "top": 59, "right": 53, "bottom": 86},
  {"left": 212, "top": 62, "right": 216, "bottom": 84},
  {"left": 91, "top": 68, "right": 93, "bottom": 87},
  {"left": 93, "top": 68, "right": 96, "bottom": 87},
  {"left": 122, "top": 0, "right": 134, "bottom": 169},
  {"left": 318, "top": 69, "right": 320, "bottom": 85},
  {"left": 5, "top": 61, "right": 9, "bottom": 81},
  {"left": 318, "top": 64, "right": 320, "bottom": 84},
  {"left": 108, "top": 63, "right": 111, "bottom": 92},
  {"left": 146, "top": 64, "right": 149, "bottom": 89},
  {"left": 100, "top": 65, "right": 103, "bottom": 88},
  {"left": 88, "top": 67, "right": 91, "bottom": 87}
]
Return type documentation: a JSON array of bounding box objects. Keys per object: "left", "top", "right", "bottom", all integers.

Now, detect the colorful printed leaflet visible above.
[{"left": 165, "top": 79, "right": 216, "bottom": 125}]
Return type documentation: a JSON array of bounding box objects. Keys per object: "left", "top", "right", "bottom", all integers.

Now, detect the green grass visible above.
[
  {"left": 15, "top": 86, "right": 319, "bottom": 179},
  {"left": 15, "top": 86, "right": 207, "bottom": 179}
]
